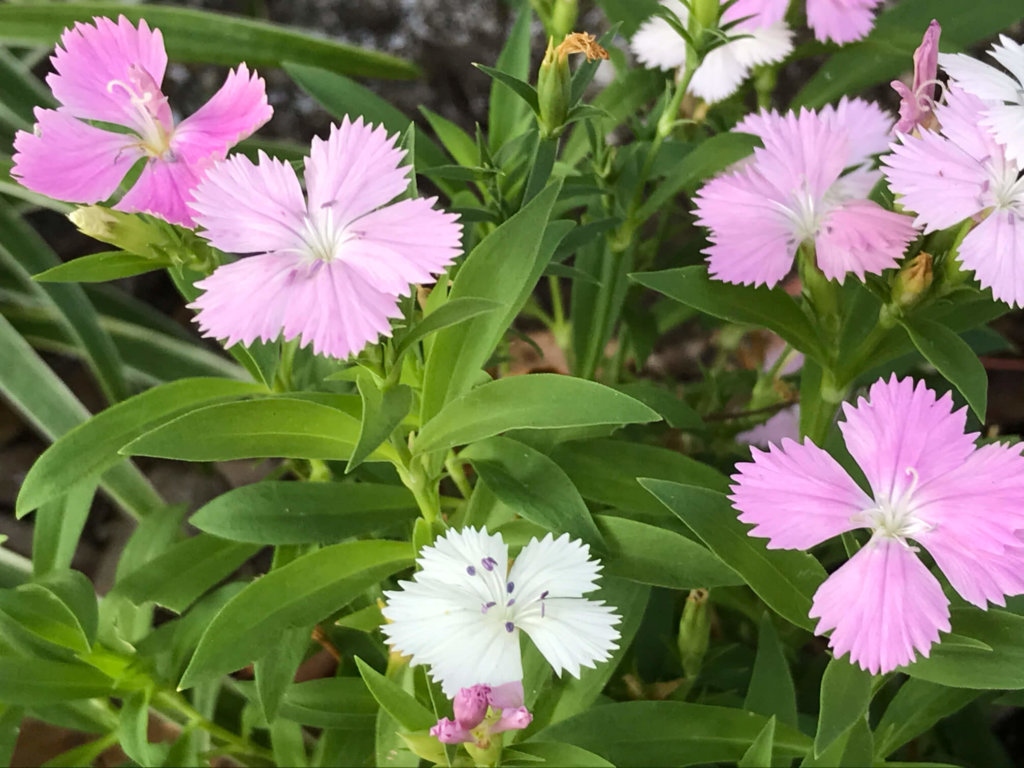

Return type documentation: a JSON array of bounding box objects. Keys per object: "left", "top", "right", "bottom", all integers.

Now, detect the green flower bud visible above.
[
  {"left": 692, "top": 0, "right": 721, "bottom": 34},
  {"left": 677, "top": 588, "right": 711, "bottom": 679},
  {"left": 68, "top": 205, "right": 164, "bottom": 259},
  {"left": 892, "top": 251, "right": 934, "bottom": 308},
  {"left": 537, "top": 32, "right": 608, "bottom": 139},
  {"left": 550, "top": 0, "right": 579, "bottom": 39}
]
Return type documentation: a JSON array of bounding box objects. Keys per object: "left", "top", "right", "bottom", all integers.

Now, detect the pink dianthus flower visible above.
[
  {"left": 730, "top": 376, "right": 1024, "bottom": 674},
  {"left": 187, "top": 117, "right": 463, "bottom": 360},
  {"left": 891, "top": 20, "right": 941, "bottom": 135},
  {"left": 694, "top": 100, "right": 917, "bottom": 287},
  {"left": 805, "top": 0, "right": 882, "bottom": 45},
  {"left": 882, "top": 87, "right": 1024, "bottom": 307},
  {"left": 12, "top": 15, "right": 271, "bottom": 226}
]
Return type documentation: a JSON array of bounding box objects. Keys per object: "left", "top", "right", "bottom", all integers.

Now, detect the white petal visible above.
[
  {"left": 989, "top": 35, "right": 1024, "bottom": 90},
  {"left": 690, "top": 42, "right": 750, "bottom": 103},
  {"left": 982, "top": 103, "right": 1024, "bottom": 168},
  {"left": 939, "top": 52, "right": 1021, "bottom": 103},
  {"left": 518, "top": 598, "right": 621, "bottom": 679},
  {"left": 729, "top": 22, "right": 794, "bottom": 69},
  {"left": 412, "top": 526, "right": 508, "bottom": 606},
  {"left": 508, "top": 533, "right": 602, "bottom": 604},
  {"left": 631, "top": 0, "right": 688, "bottom": 71}
]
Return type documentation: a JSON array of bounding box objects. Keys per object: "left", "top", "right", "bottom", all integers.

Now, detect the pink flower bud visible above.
[
  {"left": 429, "top": 717, "right": 472, "bottom": 745},
  {"left": 486, "top": 680, "right": 524, "bottom": 710},
  {"left": 490, "top": 706, "right": 533, "bottom": 735},
  {"left": 453, "top": 684, "right": 491, "bottom": 729}
]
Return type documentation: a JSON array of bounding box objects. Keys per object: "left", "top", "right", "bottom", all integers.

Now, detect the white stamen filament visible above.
[
  {"left": 106, "top": 76, "right": 172, "bottom": 158},
  {"left": 853, "top": 466, "right": 935, "bottom": 549}
]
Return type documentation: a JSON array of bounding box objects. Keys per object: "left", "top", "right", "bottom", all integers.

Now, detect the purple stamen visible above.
[
  {"left": 506, "top": 598, "right": 516, "bottom": 607},
  {"left": 466, "top": 565, "right": 476, "bottom": 576},
  {"left": 540, "top": 590, "right": 549, "bottom": 599},
  {"left": 504, "top": 621, "right": 515, "bottom": 633},
  {"left": 481, "top": 601, "right": 496, "bottom": 614},
  {"left": 506, "top": 581, "right": 514, "bottom": 593},
  {"left": 481, "top": 557, "right": 497, "bottom": 571}
]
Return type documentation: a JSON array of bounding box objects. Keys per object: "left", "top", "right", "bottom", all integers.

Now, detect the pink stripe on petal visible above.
[
  {"left": 957, "top": 209, "right": 1024, "bottom": 308},
  {"left": 304, "top": 117, "right": 410, "bottom": 227},
  {"left": 190, "top": 152, "right": 308, "bottom": 254},
  {"left": 114, "top": 156, "right": 205, "bottom": 226},
  {"left": 172, "top": 64, "right": 273, "bottom": 163},
  {"left": 805, "top": 0, "right": 882, "bottom": 45},
  {"left": 839, "top": 376, "right": 977, "bottom": 503},
  {"left": 729, "top": 437, "right": 871, "bottom": 550},
  {"left": 12, "top": 109, "right": 142, "bottom": 204},
  {"left": 47, "top": 16, "right": 168, "bottom": 126},
  {"left": 810, "top": 540, "right": 950, "bottom": 675},
  {"left": 814, "top": 200, "right": 916, "bottom": 282}
]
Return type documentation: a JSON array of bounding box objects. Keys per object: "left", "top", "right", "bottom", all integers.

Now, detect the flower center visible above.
[
  {"left": 853, "top": 466, "right": 933, "bottom": 546},
  {"left": 467, "top": 557, "right": 549, "bottom": 632},
  {"left": 777, "top": 180, "right": 822, "bottom": 242},
  {"left": 301, "top": 204, "right": 358, "bottom": 263},
  {"left": 106, "top": 65, "right": 173, "bottom": 159}
]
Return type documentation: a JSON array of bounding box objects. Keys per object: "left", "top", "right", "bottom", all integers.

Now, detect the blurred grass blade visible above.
[{"left": 0, "top": 4, "right": 418, "bottom": 79}]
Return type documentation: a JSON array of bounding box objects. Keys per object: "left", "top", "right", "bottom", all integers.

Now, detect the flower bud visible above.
[
  {"left": 537, "top": 32, "right": 608, "bottom": 138},
  {"left": 429, "top": 717, "right": 473, "bottom": 744},
  {"left": 489, "top": 706, "right": 533, "bottom": 734},
  {"left": 453, "top": 684, "right": 491, "bottom": 729},
  {"left": 892, "top": 251, "right": 934, "bottom": 308},
  {"left": 550, "top": 0, "right": 578, "bottom": 39},
  {"left": 68, "top": 205, "right": 163, "bottom": 259},
  {"left": 691, "top": 0, "right": 721, "bottom": 34},
  {"left": 487, "top": 680, "right": 524, "bottom": 709},
  {"left": 677, "top": 588, "right": 711, "bottom": 679}
]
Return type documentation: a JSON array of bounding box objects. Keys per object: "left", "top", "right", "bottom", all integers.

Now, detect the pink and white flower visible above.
[
  {"left": 694, "top": 100, "right": 917, "bottom": 287},
  {"left": 631, "top": 0, "right": 793, "bottom": 103},
  {"left": 891, "top": 20, "right": 942, "bottom": 134},
  {"left": 730, "top": 376, "right": 1024, "bottom": 674},
  {"left": 381, "top": 528, "right": 621, "bottom": 697},
  {"left": 806, "top": 0, "right": 882, "bottom": 45},
  {"left": 187, "top": 117, "right": 462, "bottom": 360},
  {"left": 882, "top": 87, "right": 1024, "bottom": 307},
  {"left": 12, "top": 15, "right": 271, "bottom": 226},
  {"left": 940, "top": 35, "right": 1024, "bottom": 167}
]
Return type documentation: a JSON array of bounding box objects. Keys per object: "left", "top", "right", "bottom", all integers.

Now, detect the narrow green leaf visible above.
[
  {"left": 393, "top": 297, "right": 503, "bottom": 361},
  {"left": 738, "top": 717, "right": 776, "bottom": 768},
  {"left": 17, "top": 377, "right": 264, "bottom": 516},
  {"left": 505, "top": 742, "right": 614, "bottom": 767},
  {"left": 33, "top": 251, "right": 172, "bottom": 283},
  {"left": 744, "top": 614, "right": 798, "bottom": 729},
  {"left": 632, "top": 267, "right": 827, "bottom": 364},
  {"left": 874, "top": 679, "right": 980, "bottom": 759},
  {"left": 241, "top": 678, "right": 378, "bottom": 729},
  {"left": 355, "top": 657, "right": 436, "bottom": 732},
  {"left": 119, "top": 690, "right": 167, "bottom": 767},
  {"left": 0, "top": 4, "right": 418, "bottom": 78},
  {"left": 191, "top": 482, "right": 418, "bottom": 545},
  {"left": 639, "top": 480, "right": 826, "bottom": 630},
  {"left": 256, "top": 626, "right": 311, "bottom": 724},
  {"left": 596, "top": 514, "right": 742, "bottom": 589},
  {"left": 814, "top": 658, "right": 872, "bottom": 757},
  {"left": 0, "top": 705, "right": 22, "bottom": 768},
  {"left": 460, "top": 436, "right": 604, "bottom": 545},
  {"left": 487, "top": 5, "right": 535, "bottom": 151},
  {"left": 421, "top": 184, "right": 564, "bottom": 424},
  {"left": 529, "top": 701, "right": 811, "bottom": 767},
  {"left": 902, "top": 318, "right": 987, "bottom": 421},
  {"left": 349, "top": 376, "right": 412, "bottom": 472},
  {"left": 0, "top": 571, "right": 96, "bottom": 654},
  {"left": 415, "top": 374, "right": 660, "bottom": 455},
  {"left": 420, "top": 106, "right": 478, "bottom": 166},
  {"left": 271, "top": 718, "right": 309, "bottom": 767},
  {"left": 123, "top": 397, "right": 398, "bottom": 463},
  {"left": 0, "top": 659, "right": 113, "bottom": 705},
  {"left": 32, "top": 483, "right": 96, "bottom": 577},
  {"left": 180, "top": 540, "right": 412, "bottom": 687},
  {"left": 613, "top": 382, "right": 705, "bottom": 430},
  {"left": 113, "top": 535, "right": 261, "bottom": 613}
]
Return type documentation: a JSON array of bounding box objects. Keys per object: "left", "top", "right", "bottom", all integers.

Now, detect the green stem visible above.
[
  {"left": 153, "top": 690, "right": 274, "bottom": 763},
  {"left": 445, "top": 451, "right": 474, "bottom": 500}
]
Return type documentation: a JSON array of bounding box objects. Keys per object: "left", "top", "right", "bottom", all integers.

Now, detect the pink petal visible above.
[
  {"left": 191, "top": 254, "right": 400, "bottom": 360},
  {"left": 304, "top": 117, "right": 411, "bottom": 227},
  {"left": 881, "top": 127, "right": 992, "bottom": 232},
  {"left": 693, "top": 166, "right": 800, "bottom": 288},
  {"left": 341, "top": 197, "right": 462, "bottom": 296},
  {"left": 914, "top": 443, "right": 1024, "bottom": 607},
  {"left": 746, "top": 110, "right": 849, "bottom": 199},
  {"left": 838, "top": 376, "right": 977, "bottom": 504},
  {"left": 810, "top": 539, "right": 950, "bottom": 675},
  {"left": 189, "top": 151, "right": 308, "bottom": 255},
  {"left": 912, "top": 20, "right": 941, "bottom": 96},
  {"left": 729, "top": 437, "right": 871, "bottom": 550},
  {"left": 114, "top": 156, "right": 205, "bottom": 227},
  {"left": 805, "top": 0, "right": 882, "bottom": 45},
  {"left": 735, "top": 405, "right": 801, "bottom": 449},
  {"left": 725, "top": 0, "right": 790, "bottom": 27},
  {"left": 12, "top": 108, "right": 143, "bottom": 203},
  {"left": 958, "top": 208, "right": 1024, "bottom": 309},
  {"left": 813, "top": 200, "right": 917, "bottom": 281},
  {"left": 47, "top": 15, "right": 168, "bottom": 126},
  {"left": 819, "top": 97, "right": 893, "bottom": 164},
  {"left": 932, "top": 87, "right": 1005, "bottom": 165},
  {"left": 172, "top": 64, "right": 273, "bottom": 163}
]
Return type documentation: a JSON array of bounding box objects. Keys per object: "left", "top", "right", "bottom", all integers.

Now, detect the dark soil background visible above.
[{"left": 2, "top": 2, "right": 1024, "bottom": 765}]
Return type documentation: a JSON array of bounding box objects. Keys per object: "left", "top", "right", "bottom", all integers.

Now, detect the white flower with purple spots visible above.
[{"left": 381, "top": 527, "right": 621, "bottom": 697}]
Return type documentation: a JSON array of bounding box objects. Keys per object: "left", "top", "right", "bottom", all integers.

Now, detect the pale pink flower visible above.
[
  {"left": 882, "top": 87, "right": 1024, "bottom": 307},
  {"left": 694, "top": 100, "right": 917, "bottom": 287},
  {"left": 940, "top": 35, "right": 1024, "bottom": 167},
  {"left": 631, "top": 0, "right": 793, "bottom": 103},
  {"left": 891, "top": 20, "right": 942, "bottom": 134},
  {"left": 806, "top": 0, "right": 882, "bottom": 45},
  {"left": 381, "top": 528, "right": 620, "bottom": 697},
  {"left": 430, "top": 682, "right": 533, "bottom": 745},
  {"left": 188, "top": 117, "right": 462, "bottom": 360},
  {"left": 730, "top": 376, "right": 1024, "bottom": 674},
  {"left": 736, "top": 405, "right": 800, "bottom": 448},
  {"left": 11, "top": 15, "right": 271, "bottom": 227}
]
